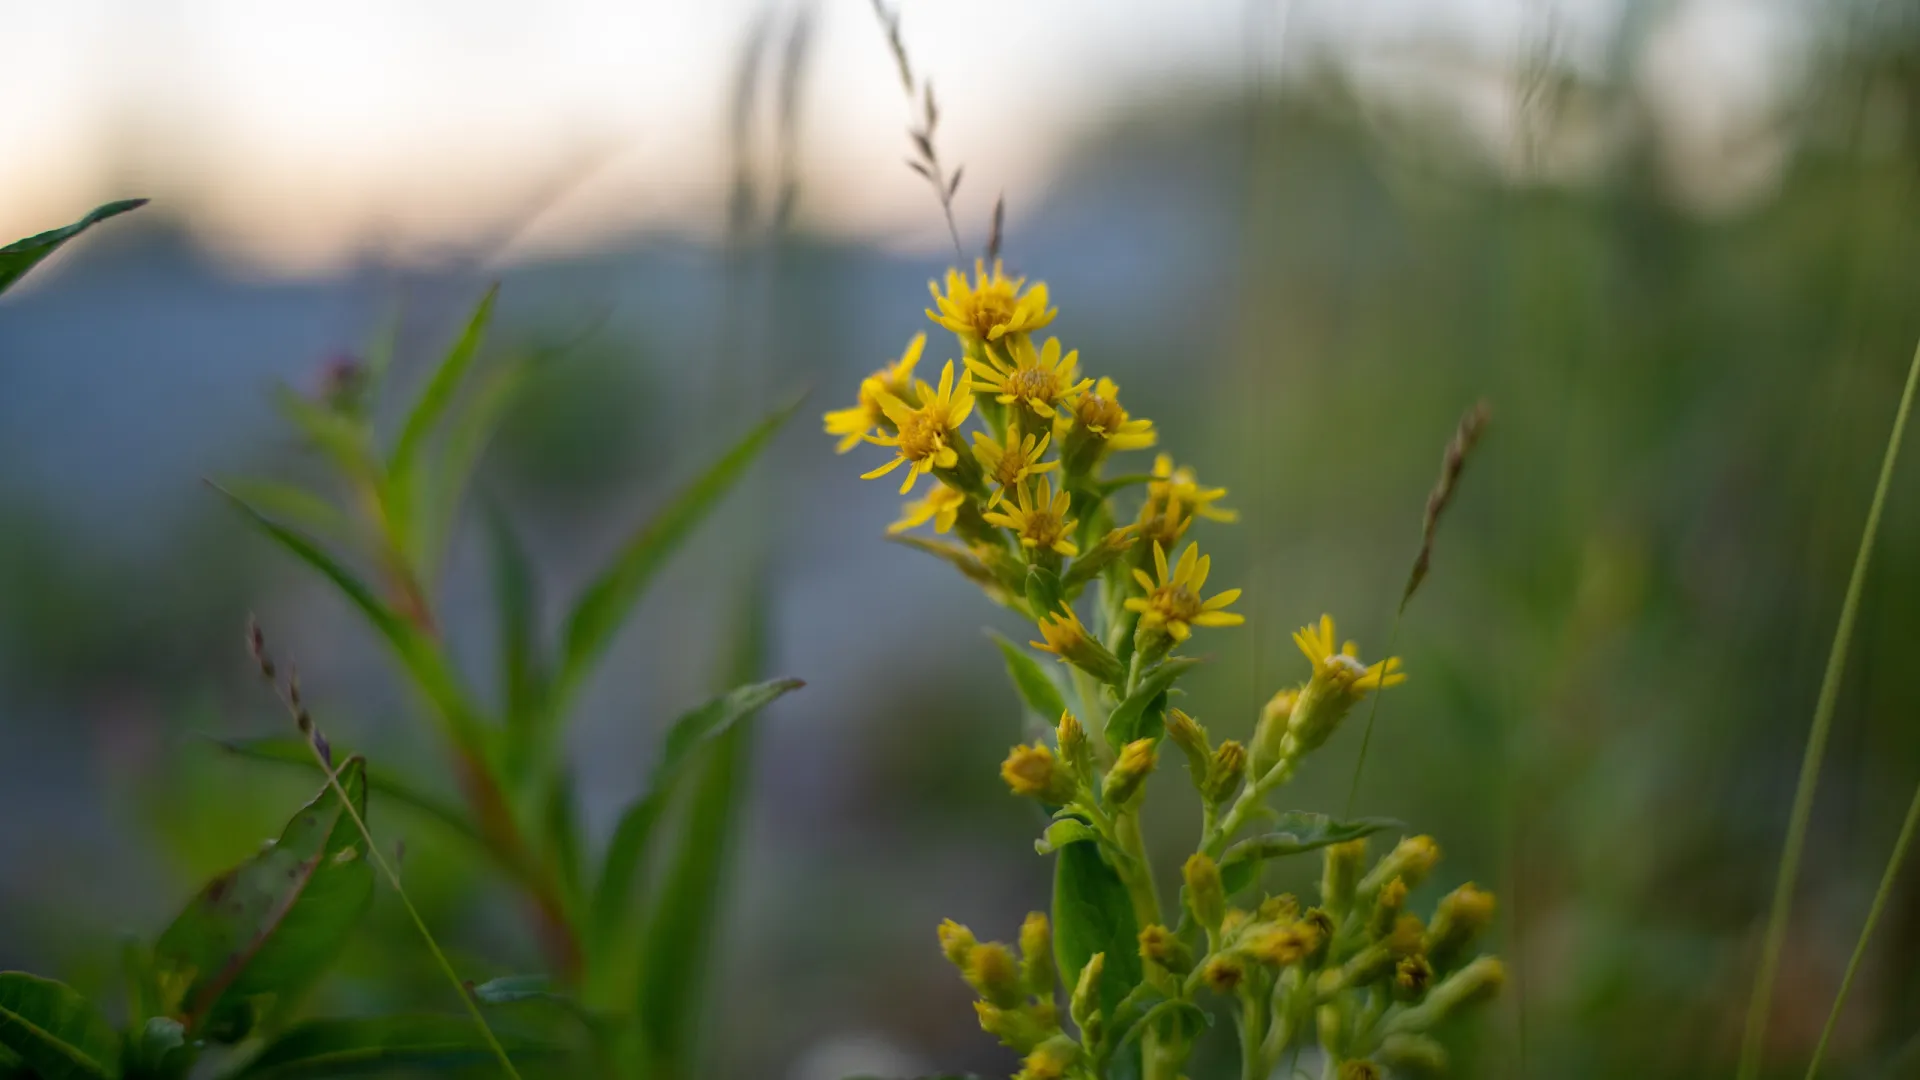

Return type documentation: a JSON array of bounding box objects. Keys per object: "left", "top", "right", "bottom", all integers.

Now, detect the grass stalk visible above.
[
  {"left": 1804, "top": 775, "right": 1920, "bottom": 1079},
  {"left": 1737, "top": 336, "right": 1920, "bottom": 1080}
]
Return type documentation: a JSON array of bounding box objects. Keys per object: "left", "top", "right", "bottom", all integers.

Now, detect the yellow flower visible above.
[
  {"left": 973, "top": 430, "right": 1059, "bottom": 509},
  {"left": 927, "top": 258, "right": 1058, "bottom": 342},
  {"left": 985, "top": 476, "right": 1080, "bottom": 558},
  {"left": 1125, "top": 541, "right": 1243, "bottom": 644},
  {"left": 888, "top": 482, "right": 967, "bottom": 535},
  {"left": 966, "top": 336, "right": 1090, "bottom": 419},
  {"left": 862, "top": 360, "right": 976, "bottom": 494},
  {"left": 823, "top": 333, "right": 924, "bottom": 453},
  {"left": 1066, "top": 377, "right": 1155, "bottom": 452},
  {"left": 1032, "top": 605, "right": 1125, "bottom": 684},
  {"left": 1139, "top": 453, "right": 1236, "bottom": 547},
  {"left": 1001, "top": 742, "right": 1075, "bottom": 803},
  {"left": 1291, "top": 614, "right": 1406, "bottom": 697}
]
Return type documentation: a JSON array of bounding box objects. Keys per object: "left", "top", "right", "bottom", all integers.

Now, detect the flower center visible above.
[
  {"left": 898, "top": 409, "right": 949, "bottom": 462},
  {"left": 1326, "top": 653, "right": 1368, "bottom": 682},
  {"left": 992, "top": 452, "right": 1026, "bottom": 488},
  {"left": 1079, "top": 393, "right": 1124, "bottom": 434},
  {"left": 971, "top": 294, "right": 1016, "bottom": 337},
  {"left": 1023, "top": 511, "right": 1068, "bottom": 548},
  {"left": 1155, "top": 584, "right": 1204, "bottom": 623},
  {"left": 1008, "top": 367, "right": 1056, "bottom": 403}
]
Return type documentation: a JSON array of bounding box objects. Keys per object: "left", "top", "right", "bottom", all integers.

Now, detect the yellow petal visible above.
[{"left": 862, "top": 457, "right": 906, "bottom": 480}]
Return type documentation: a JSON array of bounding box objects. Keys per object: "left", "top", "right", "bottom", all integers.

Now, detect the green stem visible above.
[
  {"left": 308, "top": 743, "right": 525, "bottom": 1080},
  {"left": 1238, "top": 987, "right": 1268, "bottom": 1080},
  {"left": 1805, "top": 774, "right": 1920, "bottom": 1079},
  {"left": 1738, "top": 336, "right": 1920, "bottom": 1080},
  {"left": 1342, "top": 610, "right": 1405, "bottom": 818},
  {"left": 1114, "top": 809, "right": 1163, "bottom": 927},
  {"left": 1206, "top": 756, "right": 1298, "bottom": 858}
]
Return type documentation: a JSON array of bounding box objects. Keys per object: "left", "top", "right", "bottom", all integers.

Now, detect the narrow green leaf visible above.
[
  {"left": 1218, "top": 814, "right": 1403, "bottom": 896},
  {"left": 484, "top": 500, "right": 545, "bottom": 757},
  {"left": 553, "top": 398, "right": 800, "bottom": 713},
  {"left": 590, "top": 678, "right": 803, "bottom": 942},
  {"left": 0, "top": 199, "right": 145, "bottom": 296},
  {"left": 1052, "top": 842, "right": 1142, "bottom": 1032},
  {"left": 1105, "top": 657, "right": 1200, "bottom": 750},
  {"left": 271, "top": 388, "right": 379, "bottom": 484},
  {"left": 227, "top": 1015, "right": 555, "bottom": 1078},
  {"left": 990, "top": 632, "right": 1070, "bottom": 723},
  {"left": 210, "top": 478, "right": 352, "bottom": 549},
  {"left": 470, "top": 976, "right": 557, "bottom": 1006},
  {"left": 0, "top": 973, "right": 121, "bottom": 1080},
  {"left": 634, "top": 718, "right": 751, "bottom": 1076},
  {"left": 153, "top": 759, "right": 374, "bottom": 1041},
  {"left": 211, "top": 483, "right": 481, "bottom": 744},
  {"left": 390, "top": 285, "right": 500, "bottom": 478},
  {"left": 208, "top": 735, "right": 482, "bottom": 849},
  {"left": 424, "top": 356, "right": 534, "bottom": 578}
]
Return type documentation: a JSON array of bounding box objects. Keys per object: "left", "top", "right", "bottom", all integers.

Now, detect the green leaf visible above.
[
  {"left": 634, "top": 718, "right": 751, "bottom": 1076},
  {"left": 1023, "top": 565, "right": 1064, "bottom": 617},
  {"left": 470, "top": 976, "right": 557, "bottom": 1006},
  {"left": 390, "top": 285, "right": 499, "bottom": 479},
  {"left": 484, "top": 500, "right": 545, "bottom": 756},
  {"left": 990, "top": 632, "right": 1070, "bottom": 723},
  {"left": 226, "top": 1015, "right": 554, "bottom": 1078},
  {"left": 271, "top": 388, "right": 378, "bottom": 485},
  {"left": 210, "top": 484, "right": 481, "bottom": 744},
  {"left": 1114, "top": 998, "right": 1208, "bottom": 1053},
  {"left": 552, "top": 398, "right": 800, "bottom": 713},
  {"left": 211, "top": 479, "right": 352, "bottom": 549},
  {"left": 1052, "top": 841, "right": 1142, "bottom": 1032},
  {"left": 0, "top": 973, "right": 121, "bottom": 1080},
  {"left": 0, "top": 199, "right": 145, "bottom": 297},
  {"left": 1035, "top": 818, "right": 1100, "bottom": 855},
  {"left": 153, "top": 759, "right": 374, "bottom": 1041},
  {"left": 208, "top": 736, "right": 482, "bottom": 850},
  {"left": 1218, "top": 814, "right": 1403, "bottom": 895},
  {"left": 126, "top": 1017, "right": 194, "bottom": 1080},
  {"left": 423, "top": 356, "right": 535, "bottom": 578},
  {"left": 590, "top": 679, "right": 803, "bottom": 942},
  {"left": 1105, "top": 657, "right": 1200, "bottom": 750}
]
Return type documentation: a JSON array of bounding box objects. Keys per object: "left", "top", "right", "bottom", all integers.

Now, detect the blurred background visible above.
[{"left": 5, "top": 0, "right": 1920, "bottom": 1077}]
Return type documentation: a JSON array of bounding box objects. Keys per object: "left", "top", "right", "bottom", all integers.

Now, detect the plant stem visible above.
[
  {"left": 309, "top": 747, "right": 525, "bottom": 1080},
  {"left": 1238, "top": 987, "right": 1268, "bottom": 1080},
  {"left": 1342, "top": 610, "right": 1404, "bottom": 817},
  {"left": 1738, "top": 336, "right": 1920, "bottom": 1080},
  {"left": 1206, "top": 756, "right": 1298, "bottom": 858},
  {"left": 1805, "top": 775, "right": 1920, "bottom": 1079}
]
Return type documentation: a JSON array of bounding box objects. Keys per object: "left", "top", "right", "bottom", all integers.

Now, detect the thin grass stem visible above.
[
  {"left": 1342, "top": 610, "right": 1404, "bottom": 818},
  {"left": 1738, "top": 336, "right": 1920, "bottom": 1080}
]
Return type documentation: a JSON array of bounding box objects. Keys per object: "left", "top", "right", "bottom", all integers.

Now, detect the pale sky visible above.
[{"left": 0, "top": 0, "right": 1810, "bottom": 274}]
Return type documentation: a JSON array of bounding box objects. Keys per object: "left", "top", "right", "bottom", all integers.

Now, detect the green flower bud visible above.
[
  {"left": 1019, "top": 912, "right": 1054, "bottom": 998},
  {"left": 1383, "top": 956, "right": 1506, "bottom": 1036},
  {"left": 967, "top": 942, "right": 1025, "bottom": 1008},
  {"left": 1184, "top": 853, "right": 1226, "bottom": 933},
  {"left": 1358, "top": 835, "right": 1440, "bottom": 900},
  {"left": 1203, "top": 740, "right": 1247, "bottom": 806},
  {"left": 1070, "top": 952, "right": 1105, "bottom": 1044},
  {"left": 1368, "top": 876, "right": 1408, "bottom": 941},
  {"left": 1163, "top": 708, "right": 1213, "bottom": 791},
  {"left": 1425, "top": 882, "right": 1496, "bottom": 971},
  {"left": 1102, "top": 738, "right": 1157, "bottom": 807},
  {"left": 1322, "top": 839, "right": 1368, "bottom": 916}
]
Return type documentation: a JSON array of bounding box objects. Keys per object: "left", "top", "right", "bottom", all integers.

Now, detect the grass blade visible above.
[
  {"left": 551, "top": 397, "right": 800, "bottom": 714},
  {"left": 1804, "top": 776, "right": 1920, "bottom": 1079},
  {"left": 1738, "top": 336, "right": 1920, "bottom": 1080},
  {"left": 0, "top": 198, "right": 146, "bottom": 296}
]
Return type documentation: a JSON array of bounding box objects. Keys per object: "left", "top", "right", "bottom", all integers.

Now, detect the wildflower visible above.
[
  {"left": 1014, "top": 1036, "right": 1081, "bottom": 1080},
  {"left": 888, "top": 481, "right": 967, "bottom": 535},
  {"left": 1019, "top": 913, "right": 1054, "bottom": 997},
  {"left": 824, "top": 332, "right": 925, "bottom": 452},
  {"left": 1069, "top": 953, "right": 1105, "bottom": 1044},
  {"left": 973, "top": 430, "right": 1059, "bottom": 508},
  {"left": 1055, "top": 711, "right": 1092, "bottom": 779},
  {"left": 1138, "top": 454, "right": 1237, "bottom": 548},
  {"left": 1126, "top": 541, "right": 1243, "bottom": 645},
  {"left": 1202, "top": 740, "right": 1246, "bottom": 805},
  {"left": 1032, "top": 605, "right": 1126, "bottom": 685},
  {"left": 1061, "top": 377, "right": 1156, "bottom": 470},
  {"left": 1201, "top": 953, "right": 1245, "bottom": 994},
  {"left": 967, "top": 336, "right": 1090, "bottom": 421},
  {"left": 1425, "top": 883, "right": 1496, "bottom": 970},
  {"left": 1138, "top": 924, "right": 1192, "bottom": 975},
  {"left": 966, "top": 942, "right": 1024, "bottom": 1007},
  {"left": 1163, "top": 708, "right": 1212, "bottom": 790},
  {"left": 1102, "top": 738, "right": 1158, "bottom": 806},
  {"left": 985, "top": 476, "right": 1080, "bottom": 558},
  {"left": 975, "top": 1001, "right": 1052, "bottom": 1055},
  {"left": 938, "top": 919, "right": 978, "bottom": 968},
  {"left": 863, "top": 360, "right": 975, "bottom": 494},
  {"left": 1001, "top": 742, "right": 1076, "bottom": 804},
  {"left": 1384, "top": 958, "right": 1505, "bottom": 1036},
  {"left": 1282, "top": 615, "right": 1405, "bottom": 755},
  {"left": 1394, "top": 953, "right": 1434, "bottom": 1000},
  {"left": 1321, "top": 839, "right": 1368, "bottom": 916},
  {"left": 927, "top": 259, "right": 1058, "bottom": 343},
  {"left": 1247, "top": 922, "right": 1317, "bottom": 967},
  {"left": 1185, "top": 853, "right": 1226, "bottom": 933},
  {"left": 1369, "top": 877, "right": 1409, "bottom": 940},
  {"left": 1258, "top": 893, "right": 1301, "bottom": 924},
  {"left": 1360, "top": 836, "right": 1441, "bottom": 898}
]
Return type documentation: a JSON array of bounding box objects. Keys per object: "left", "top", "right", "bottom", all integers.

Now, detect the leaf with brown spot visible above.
[{"left": 152, "top": 759, "right": 373, "bottom": 1042}]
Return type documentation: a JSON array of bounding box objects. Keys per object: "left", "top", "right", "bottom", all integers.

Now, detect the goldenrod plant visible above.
[{"left": 823, "top": 260, "right": 1504, "bottom": 1080}]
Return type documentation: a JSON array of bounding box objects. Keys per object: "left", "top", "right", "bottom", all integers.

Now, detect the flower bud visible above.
[
  {"left": 1019, "top": 912, "right": 1054, "bottom": 997},
  {"left": 1070, "top": 952, "right": 1105, "bottom": 1043},
  {"left": 1258, "top": 893, "right": 1301, "bottom": 924},
  {"left": 1203, "top": 740, "right": 1247, "bottom": 805},
  {"left": 1201, "top": 953, "right": 1245, "bottom": 995},
  {"left": 1032, "top": 606, "right": 1126, "bottom": 686},
  {"left": 1163, "top": 708, "right": 1213, "bottom": 789},
  {"left": 1015, "top": 1035, "right": 1081, "bottom": 1080},
  {"left": 1359, "top": 836, "right": 1440, "bottom": 900},
  {"left": 1002, "top": 742, "right": 1077, "bottom": 805},
  {"left": 1102, "top": 738, "right": 1158, "bottom": 807},
  {"left": 1386, "top": 914, "right": 1425, "bottom": 958},
  {"left": 1425, "top": 883, "right": 1496, "bottom": 971},
  {"left": 1137, "top": 924, "right": 1192, "bottom": 976},
  {"left": 1394, "top": 953, "right": 1433, "bottom": 1001},
  {"left": 1377, "top": 1033, "right": 1448, "bottom": 1073},
  {"left": 1368, "top": 876, "right": 1408, "bottom": 941},
  {"left": 938, "top": 919, "right": 977, "bottom": 969},
  {"left": 1184, "top": 853, "right": 1226, "bottom": 933},
  {"left": 1246, "top": 922, "right": 1316, "bottom": 967},
  {"left": 1062, "top": 525, "right": 1140, "bottom": 592},
  {"left": 1337, "top": 1061, "right": 1382, "bottom": 1080},
  {"left": 966, "top": 942, "right": 1024, "bottom": 1008},
  {"left": 1056, "top": 712, "right": 1092, "bottom": 779},
  {"left": 975, "top": 1000, "right": 1052, "bottom": 1054},
  {"left": 1249, "top": 687, "right": 1298, "bottom": 776},
  {"left": 1322, "top": 839, "right": 1368, "bottom": 915},
  {"left": 1383, "top": 957, "right": 1505, "bottom": 1036}
]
